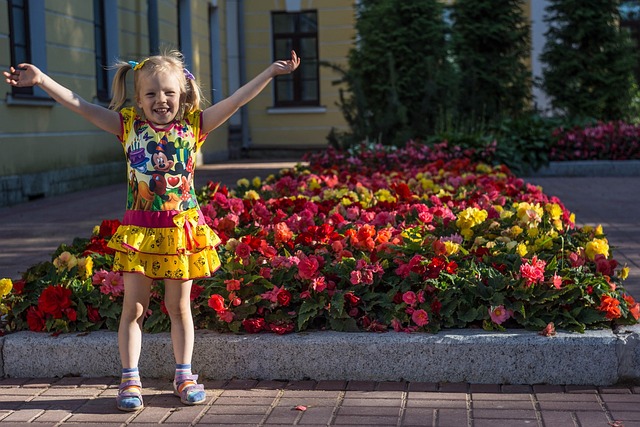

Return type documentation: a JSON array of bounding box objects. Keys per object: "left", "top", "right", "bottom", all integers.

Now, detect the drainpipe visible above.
[
  {"left": 238, "top": 0, "right": 250, "bottom": 153},
  {"left": 226, "top": 0, "right": 242, "bottom": 158}
]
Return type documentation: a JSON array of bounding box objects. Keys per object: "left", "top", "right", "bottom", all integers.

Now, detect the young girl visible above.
[{"left": 3, "top": 49, "right": 300, "bottom": 411}]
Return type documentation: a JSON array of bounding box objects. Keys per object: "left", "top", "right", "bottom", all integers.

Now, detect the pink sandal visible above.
[
  {"left": 173, "top": 374, "right": 206, "bottom": 405},
  {"left": 116, "top": 379, "right": 144, "bottom": 412}
]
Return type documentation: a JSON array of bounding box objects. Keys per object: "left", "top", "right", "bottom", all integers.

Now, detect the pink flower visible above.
[
  {"left": 218, "top": 309, "right": 235, "bottom": 323},
  {"left": 552, "top": 274, "right": 563, "bottom": 290},
  {"left": 489, "top": 305, "right": 510, "bottom": 325},
  {"left": 235, "top": 242, "right": 252, "bottom": 259},
  {"left": 411, "top": 309, "right": 429, "bottom": 327},
  {"left": 350, "top": 270, "right": 362, "bottom": 285},
  {"left": 298, "top": 254, "right": 321, "bottom": 280},
  {"left": 520, "top": 256, "right": 546, "bottom": 287},
  {"left": 402, "top": 291, "right": 417, "bottom": 306},
  {"left": 311, "top": 276, "right": 327, "bottom": 292}
]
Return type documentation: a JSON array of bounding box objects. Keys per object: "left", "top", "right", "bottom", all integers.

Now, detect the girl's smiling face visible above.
[{"left": 136, "top": 70, "right": 183, "bottom": 128}]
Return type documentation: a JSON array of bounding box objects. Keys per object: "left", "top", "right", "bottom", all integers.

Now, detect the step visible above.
[{"left": 2, "top": 326, "right": 640, "bottom": 385}]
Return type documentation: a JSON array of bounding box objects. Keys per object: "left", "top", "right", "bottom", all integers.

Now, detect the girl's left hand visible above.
[{"left": 272, "top": 50, "right": 301, "bottom": 76}]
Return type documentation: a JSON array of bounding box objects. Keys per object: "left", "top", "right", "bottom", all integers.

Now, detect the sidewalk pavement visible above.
[{"left": 0, "top": 161, "right": 639, "bottom": 426}]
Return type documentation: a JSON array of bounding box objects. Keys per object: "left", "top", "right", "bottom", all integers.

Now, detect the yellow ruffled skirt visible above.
[{"left": 107, "top": 209, "right": 221, "bottom": 280}]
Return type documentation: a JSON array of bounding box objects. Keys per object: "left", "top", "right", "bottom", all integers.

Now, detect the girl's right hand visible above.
[{"left": 3, "top": 64, "right": 44, "bottom": 87}]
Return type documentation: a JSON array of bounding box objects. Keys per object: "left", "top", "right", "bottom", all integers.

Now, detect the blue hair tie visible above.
[
  {"left": 184, "top": 68, "right": 195, "bottom": 81},
  {"left": 128, "top": 61, "right": 138, "bottom": 69}
]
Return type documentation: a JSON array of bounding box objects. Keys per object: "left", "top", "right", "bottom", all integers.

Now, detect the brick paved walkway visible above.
[{"left": 1, "top": 377, "right": 639, "bottom": 426}]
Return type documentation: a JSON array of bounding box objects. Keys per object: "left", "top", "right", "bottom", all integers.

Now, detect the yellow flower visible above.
[
  {"left": 252, "top": 176, "right": 262, "bottom": 188},
  {"left": 619, "top": 266, "right": 630, "bottom": 280},
  {"left": 53, "top": 251, "right": 78, "bottom": 272},
  {"left": 0, "top": 278, "right": 13, "bottom": 297},
  {"left": 527, "top": 227, "right": 539, "bottom": 238},
  {"left": 545, "top": 203, "right": 563, "bottom": 221},
  {"left": 585, "top": 238, "right": 610, "bottom": 260},
  {"left": 236, "top": 178, "right": 250, "bottom": 187},
  {"left": 517, "top": 243, "right": 528, "bottom": 257},
  {"left": 510, "top": 225, "right": 523, "bottom": 237},
  {"left": 308, "top": 178, "right": 321, "bottom": 191},
  {"left": 92, "top": 225, "right": 101, "bottom": 235},
  {"left": 516, "top": 202, "right": 544, "bottom": 225},
  {"left": 341, "top": 197, "right": 353, "bottom": 206},
  {"left": 375, "top": 189, "right": 397, "bottom": 203},
  {"left": 77, "top": 257, "right": 94, "bottom": 280},
  {"left": 243, "top": 190, "right": 260, "bottom": 200},
  {"left": 443, "top": 241, "right": 460, "bottom": 256},
  {"left": 500, "top": 210, "right": 514, "bottom": 220},
  {"left": 595, "top": 224, "right": 604, "bottom": 236},
  {"left": 456, "top": 207, "right": 488, "bottom": 230}
]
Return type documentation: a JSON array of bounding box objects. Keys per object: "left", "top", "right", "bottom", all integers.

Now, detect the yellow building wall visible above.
[
  {"left": 242, "top": 0, "right": 355, "bottom": 150},
  {"left": 0, "top": 0, "right": 118, "bottom": 178}
]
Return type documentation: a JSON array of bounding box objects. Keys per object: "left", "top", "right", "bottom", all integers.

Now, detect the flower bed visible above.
[
  {"left": 2, "top": 142, "right": 638, "bottom": 335},
  {"left": 549, "top": 121, "right": 640, "bottom": 161}
]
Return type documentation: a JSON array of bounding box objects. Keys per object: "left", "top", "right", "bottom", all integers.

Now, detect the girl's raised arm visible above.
[
  {"left": 201, "top": 51, "right": 300, "bottom": 134},
  {"left": 4, "top": 63, "right": 121, "bottom": 136}
]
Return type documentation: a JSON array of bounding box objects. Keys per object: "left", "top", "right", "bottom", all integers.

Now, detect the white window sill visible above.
[{"left": 267, "top": 106, "right": 327, "bottom": 114}]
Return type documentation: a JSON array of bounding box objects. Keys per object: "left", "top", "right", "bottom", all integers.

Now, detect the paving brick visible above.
[
  {"left": 469, "top": 383, "right": 501, "bottom": 393},
  {"left": 0, "top": 408, "right": 44, "bottom": 422},
  {"left": 565, "top": 385, "right": 599, "bottom": 393},
  {"left": 255, "top": 380, "right": 288, "bottom": 389},
  {"left": 600, "top": 394, "right": 640, "bottom": 403},
  {"left": 471, "top": 400, "right": 535, "bottom": 410},
  {"left": 315, "top": 380, "right": 347, "bottom": 390},
  {"left": 537, "top": 400, "right": 604, "bottom": 411},
  {"left": 376, "top": 381, "right": 407, "bottom": 391},
  {"left": 206, "top": 404, "right": 271, "bottom": 415},
  {"left": 219, "top": 389, "right": 280, "bottom": 398},
  {"left": 332, "top": 414, "right": 399, "bottom": 425},
  {"left": 126, "top": 405, "right": 173, "bottom": 423},
  {"left": 224, "top": 379, "right": 259, "bottom": 390},
  {"left": 344, "top": 390, "right": 403, "bottom": 399},
  {"left": 434, "top": 408, "right": 469, "bottom": 427},
  {"left": 600, "top": 386, "right": 633, "bottom": 394},
  {"left": 281, "top": 390, "right": 341, "bottom": 399},
  {"left": 472, "top": 409, "right": 537, "bottom": 420},
  {"left": 408, "top": 392, "right": 467, "bottom": 400},
  {"left": 608, "top": 411, "right": 640, "bottom": 421},
  {"left": 473, "top": 419, "right": 538, "bottom": 427},
  {"left": 346, "top": 381, "right": 377, "bottom": 391},
  {"left": 198, "top": 413, "right": 265, "bottom": 425},
  {"left": 533, "top": 384, "right": 565, "bottom": 393},
  {"left": 0, "top": 378, "right": 29, "bottom": 387},
  {"left": 407, "top": 382, "right": 438, "bottom": 392},
  {"left": 536, "top": 392, "right": 599, "bottom": 402},
  {"left": 341, "top": 397, "right": 403, "bottom": 408},
  {"left": 540, "top": 411, "right": 577, "bottom": 427},
  {"left": 405, "top": 399, "right": 467, "bottom": 409},
  {"left": 501, "top": 384, "right": 533, "bottom": 393},
  {"left": 338, "top": 405, "right": 401, "bottom": 416},
  {"left": 278, "top": 396, "right": 339, "bottom": 407},
  {"left": 472, "top": 392, "right": 531, "bottom": 401},
  {"left": 574, "top": 411, "right": 615, "bottom": 427},
  {"left": 263, "top": 405, "right": 302, "bottom": 424},
  {"left": 160, "top": 404, "right": 208, "bottom": 423},
  {"left": 437, "top": 382, "right": 469, "bottom": 393},
  {"left": 284, "top": 380, "right": 317, "bottom": 390},
  {"left": 295, "top": 406, "right": 335, "bottom": 425},
  {"left": 212, "top": 396, "right": 276, "bottom": 406}
]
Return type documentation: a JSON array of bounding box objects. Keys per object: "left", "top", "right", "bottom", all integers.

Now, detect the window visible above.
[
  {"left": 8, "top": 0, "right": 32, "bottom": 97},
  {"left": 93, "top": 0, "right": 118, "bottom": 103},
  {"left": 272, "top": 11, "right": 319, "bottom": 107},
  {"left": 7, "top": 0, "right": 48, "bottom": 101}
]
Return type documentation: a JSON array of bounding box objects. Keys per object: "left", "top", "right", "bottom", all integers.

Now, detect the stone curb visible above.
[{"left": 2, "top": 326, "right": 639, "bottom": 385}]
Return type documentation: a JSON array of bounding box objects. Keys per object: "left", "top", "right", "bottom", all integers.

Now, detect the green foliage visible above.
[
  {"left": 451, "top": 0, "right": 533, "bottom": 122},
  {"left": 541, "top": 0, "right": 637, "bottom": 119},
  {"left": 333, "top": 0, "right": 457, "bottom": 146}
]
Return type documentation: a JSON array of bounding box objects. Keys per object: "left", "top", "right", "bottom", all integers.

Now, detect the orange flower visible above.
[
  {"left": 598, "top": 295, "right": 622, "bottom": 320},
  {"left": 623, "top": 295, "right": 640, "bottom": 321}
]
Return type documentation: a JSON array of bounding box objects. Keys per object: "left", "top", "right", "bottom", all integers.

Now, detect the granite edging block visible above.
[{"left": 2, "top": 329, "right": 636, "bottom": 385}]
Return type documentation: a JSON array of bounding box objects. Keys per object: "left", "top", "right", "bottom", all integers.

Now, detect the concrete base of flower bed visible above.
[
  {"left": 529, "top": 160, "right": 640, "bottom": 177},
  {"left": 2, "top": 327, "right": 640, "bottom": 385}
]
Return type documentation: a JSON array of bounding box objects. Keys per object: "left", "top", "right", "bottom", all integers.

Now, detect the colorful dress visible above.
[{"left": 107, "top": 107, "right": 221, "bottom": 280}]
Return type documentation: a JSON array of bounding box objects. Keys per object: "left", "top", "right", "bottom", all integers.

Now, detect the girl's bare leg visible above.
[
  {"left": 163, "top": 279, "right": 195, "bottom": 364},
  {"left": 118, "top": 273, "right": 152, "bottom": 368},
  {"left": 164, "top": 279, "right": 205, "bottom": 405}
]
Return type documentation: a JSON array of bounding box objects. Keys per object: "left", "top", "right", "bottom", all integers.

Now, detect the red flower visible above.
[
  {"left": 190, "top": 284, "right": 204, "bottom": 301},
  {"left": 242, "top": 317, "right": 266, "bottom": 333},
  {"left": 98, "top": 219, "right": 121, "bottom": 238},
  {"left": 64, "top": 308, "right": 77, "bottom": 322},
  {"left": 277, "top": 289, "right": 292, "bottom": 307},
  {"left": 87, "top": 305, "right": 102, "bottom": 323},
  {"left": 412, "top": 309, "right": 429, "bottom": 327},
  {"left": 235, "top": 242, "right": 252, "bottom": 259},
  {"left": 12, "top": 279, "right": 25, "bottom": 295},
  {"left": 26, "top": 306, "right": 46, "bottom": 332},
  {"left": 344, "top": 292, "right": 360, "bottom": 306},
  {"left": 38, "top": 285, "right": 73, "bottom": 319},
  {"left": 208, "top": 294, "right": 226, "bottom": 313},
  {"left": 623, "top": 295, "right": 640, "bottom": 321},
  {"left": 268, "top": 322, "right": 295, "bottom": 335}
]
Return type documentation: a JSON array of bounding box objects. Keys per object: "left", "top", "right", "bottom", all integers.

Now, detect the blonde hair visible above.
[{"left": 109, "top": 49, "right": 205, "bottom": 118}]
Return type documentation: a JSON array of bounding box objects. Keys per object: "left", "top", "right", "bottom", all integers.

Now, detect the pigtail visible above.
[
  {"left": 183, "top": 75, "right": 205, "bottom": 115},
  {"left": 109, "top": 61, "right": 134, "bottom": 111}
]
